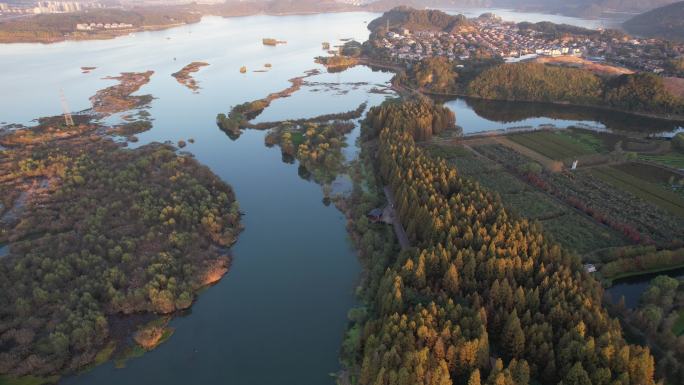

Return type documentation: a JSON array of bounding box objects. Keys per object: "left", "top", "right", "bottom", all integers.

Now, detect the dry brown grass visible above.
[
  {"left": 133, "top": 327, "right": 163, "bottom": 350},
  {"left": 664, "top": 77, "right": 684, "bottom": 99},
  {"left": 460, "top": 136, "right": 563, "bottom": 172},
  {"left": 201, "top": 256, "right": 230, "bottom": 286},
  {"left": 494, "top": 136, "right": 564, "bottom": 172},
  {"left": 534, "top": 56, "right": 634, "bottom": 76}
]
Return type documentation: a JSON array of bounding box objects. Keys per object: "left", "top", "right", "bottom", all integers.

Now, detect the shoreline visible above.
[
  {"left": 172, "top": 61, "right": 210, "bottom": 93},
  {"left": 0, "top": 10, "right": 364, "bottom": 45},
  {"left": 427, "top": 91, "right": 684, "bottom": 124},
  {"left": 0, "top": 68, "right": 243, "bottom": 382},
  {"left": 0, "top": 22, "right": 189, "bottom": 45},
  {"left": 358, "top": 56, "right": 684, "bottom": 124},
  {"left": 604, "top": 263, "right": 684, "bottom": 286},
  {"left": 0, "top": 5, "right": 633, "bottom": 46}
]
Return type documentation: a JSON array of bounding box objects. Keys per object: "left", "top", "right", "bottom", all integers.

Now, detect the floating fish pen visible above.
[{"left": 263, "top": 38, "right": 287, "bottom": 46}]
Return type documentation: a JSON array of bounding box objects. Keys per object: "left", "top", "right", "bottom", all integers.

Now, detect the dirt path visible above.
[
  {"left": 534, "top": 55, "right": 634, "bottom": 76},
  {"left": 451, "top": 136, "right": 563, "bottom": 172},
  {"left": 492, "top": 137, "right": 564, "bottom": 172},
  {"left": 383, "top": 186, "right": 410, "bottom": 250}
]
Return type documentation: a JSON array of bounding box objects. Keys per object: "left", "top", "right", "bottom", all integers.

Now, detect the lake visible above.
[
  {"left": 443, "top": 97, "right": 684, "bottom": 136},
  {"left": 0, "top": 9, "right": 672, "bottom": 385},
  {"left": 606, "top": 269, "right": 684, "bottom": 309}
]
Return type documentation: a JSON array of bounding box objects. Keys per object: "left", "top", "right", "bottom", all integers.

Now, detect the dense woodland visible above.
[
  {"left": 350, "top": 99, "right": 656, "bottom": 385},
  {"left": 466, "top": 62, "right": 604, "bottom": 105},
  {"left": 517, "top": 21, "right": 602, "bottom": 39},
  {"left": 265, "top": 121, "right": 355, "bottom": 184},
  {"left": 622, "top": 276, "right": 684, "bottom": 382},
  {"left": 389, "top": 53, "right": 684, "bottom": 118},
  {"left": 467, "top": 63, "right": 684, "bottom": 116},
  {"left": 401, "top": 57, "right": 460, "bottom": 95},
  {"left": 367, "top": 7, "right": 473, "bottom": 35},
  {"left": 365, "top": 98, "right": 456, "bottom": 141},
  {"left": 216, "top": 99, "right": 269, "bottom": 136},
  {"left": 0, "top": 124, "right": 241, "bottom": 376}
]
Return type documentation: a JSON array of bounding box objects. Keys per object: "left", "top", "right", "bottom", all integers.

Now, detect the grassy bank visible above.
[{"left": 603, "top": 262, "right": 684, "bottom": 286}]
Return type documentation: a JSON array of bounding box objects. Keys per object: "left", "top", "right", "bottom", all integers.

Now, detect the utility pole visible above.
[{"left": 60, "top": 89, "right": 74, "bottom": 127}]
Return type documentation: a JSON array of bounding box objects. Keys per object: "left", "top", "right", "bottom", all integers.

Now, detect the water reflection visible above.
[
  {"left": 442, "top": 97, "right": 684, "bottom": 136},
  {"left": 606, "top": 269, "right": 684, "bottom": 308}
]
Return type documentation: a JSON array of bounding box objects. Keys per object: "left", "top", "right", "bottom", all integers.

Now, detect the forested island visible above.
[
  {"left": 216, "top": 69, "right": 323, "bottom": 137},
  {"left": 90, "top": 71, "right": 155, "bottom": 117},
  {"left": 172, "top": 62, "right": 209, "bottom": 93},
  {"left": 0, "top": 72, "right": 242, "bottom": 383},
  {"left": 266, "top": 120, "right": 354, "bottom": 184},
  {"left": 316, "top": 40, "right": 364, "bottom": 72}
]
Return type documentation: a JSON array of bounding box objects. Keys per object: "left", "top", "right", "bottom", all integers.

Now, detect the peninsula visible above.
[
  {"left": 172, "top": 62, "right": 210, "bottom": 93},
  {"left": 0, "top": 71, "right": 242, "bottom": 382}
]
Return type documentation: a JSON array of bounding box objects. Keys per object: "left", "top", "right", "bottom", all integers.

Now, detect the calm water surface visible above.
[
  {"left": 607, "top": 269, "right": 684, "bottom": 308},
  {"left": 444, "top": 98, "right": 684, "bottom": 136},
  {"left": 0, "top": 9, "right": 670, "bottom": 385},
  {"left": 0, "top": 12, "right": 391, "bottom": 385}
]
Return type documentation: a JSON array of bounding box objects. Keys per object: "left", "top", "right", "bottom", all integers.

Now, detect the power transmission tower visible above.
[{"left": 60, "top": 89, "right": 74, "bottom": 127}]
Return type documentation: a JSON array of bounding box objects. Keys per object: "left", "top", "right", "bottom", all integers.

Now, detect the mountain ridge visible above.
[{"left": 623, "top": 1, "right": 684, "bottom": 41}]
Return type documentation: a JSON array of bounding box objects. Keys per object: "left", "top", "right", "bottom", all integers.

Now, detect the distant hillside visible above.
[
  {"left": 365, "top": 0, "right": 492, "bottom": 12},
  {"left": 0, "top": 1, "right": 359, "bottom": 43},
  {"left": 0, "top": 7, "right": 202, "bottom": 43},
  {"left": 367, "top": 6, "right": 473, "bottom": 33},
  {"left": 494, "top": 0, "right": 681, "bottom": 17},
  {"left": 365, "top": 0, "right": 680, "bottom": 18},
  {"left": 623, "top": 1, "right": 684, "bottom": 41}
]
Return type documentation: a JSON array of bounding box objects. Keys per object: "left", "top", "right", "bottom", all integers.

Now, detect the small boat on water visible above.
[{"left": 240, "top": 66, "right": 247, "bottom": 73}]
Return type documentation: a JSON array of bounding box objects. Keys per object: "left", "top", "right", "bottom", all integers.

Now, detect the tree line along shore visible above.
[
  {"left": 333, "top": 98, "right": 661, "bottom": 385},
  {"left": 325, "top": 8, "right": 684, "bottom": 384}
]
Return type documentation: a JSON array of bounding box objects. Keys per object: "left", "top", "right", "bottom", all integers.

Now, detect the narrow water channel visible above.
[{"left": 47, "top": 14, "right": 393, "bottom": 385}]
